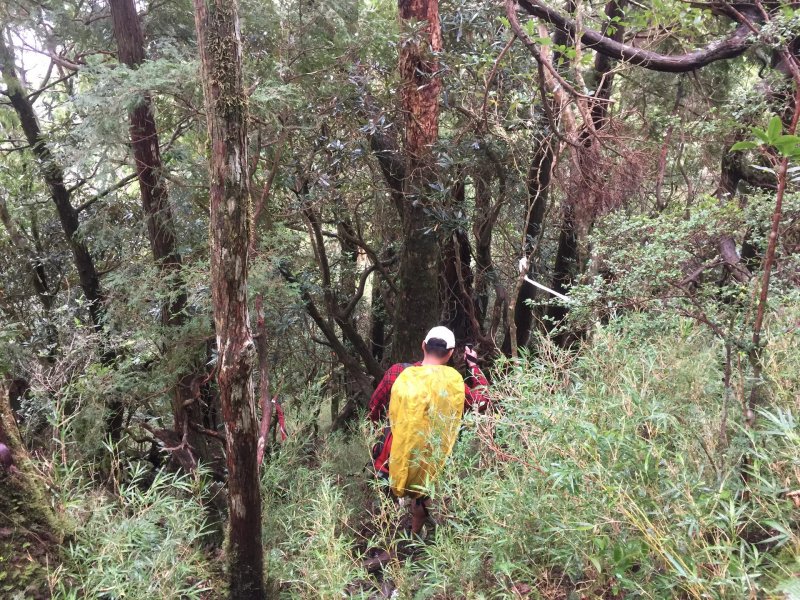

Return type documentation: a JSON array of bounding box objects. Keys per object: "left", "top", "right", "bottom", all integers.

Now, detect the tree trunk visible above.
[
  {"left": 502, "top": 142, "right": 554, "bottom": 354},
  {"left": 0, "top": 36, "right": 105, "bottom": 331},
  {"left": 0, "top": 33, "right": 123, "bottom": 440},
  {"left": 369, "top": 273, "right": 388, "bottom": 363},
  {"left": 0, "top": 197, "right": 59, "bottom": 360},
  {"left": 441, "top": 178, "right": 479, "bottom": 344},
  {"left": 192, "top": 1, "right": 265, "bottom": 597},
  {"left": 109, "top": 0, "right": 186, "bottom": 322},
  {"left": 543, "top": 0, "right": 625, "bottom": 347},
  {"left": 472, "top": 166, "right": 494, "bottom": 329},
  {"left": 109, "top": 0, "right": 219, "bottom": 472},
  {"left": 391, "top": 0, "right": 443, "bottom": 362},
  {"left": 0, "top": 381, "right": 62, "bottom": 599}
]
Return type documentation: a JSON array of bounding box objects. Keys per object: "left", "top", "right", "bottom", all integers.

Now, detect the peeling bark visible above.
[
  {"left": 192, "top": 0, "right": 265, "bottom": 596},
  {"left": 391, "top": 0, "right": 444, "bottom": 362}
]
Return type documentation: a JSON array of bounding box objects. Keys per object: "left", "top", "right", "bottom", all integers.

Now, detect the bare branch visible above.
[
  {"left": 516, "top": 0, "right": 756, "bottom": 73},
  {"left": 75, "top": 173, "right": 138, "bottom": 213}
]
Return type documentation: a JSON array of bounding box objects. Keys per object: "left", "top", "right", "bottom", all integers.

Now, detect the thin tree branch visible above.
[
  {"left": 516, "top": 0, "right": 756, "bottom": 73},
  {"left": 75, "top": 173, "right": 138, "bottom": 213}
]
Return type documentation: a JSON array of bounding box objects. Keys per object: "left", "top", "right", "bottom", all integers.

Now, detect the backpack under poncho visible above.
[{"left": 388, "top": 365, "right": 465, "bottom": 498}]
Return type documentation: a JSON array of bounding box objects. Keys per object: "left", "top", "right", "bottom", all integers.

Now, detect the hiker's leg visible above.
[{"left": 410, "top": 498, "right": 430, "bottom": 534}]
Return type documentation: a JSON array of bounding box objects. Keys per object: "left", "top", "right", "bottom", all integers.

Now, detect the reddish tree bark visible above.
[
  {"left": 109, "top": 0, "right": 185, "bottom": 321},
  {"left": 391, "top": 0, "right": 444, "bottom": 362},
  {"left": 109, "top": 0, "right": 220, "bottom": 472},
  {"left": 192, "top": 1, "right": 265, "bottom": 597}
]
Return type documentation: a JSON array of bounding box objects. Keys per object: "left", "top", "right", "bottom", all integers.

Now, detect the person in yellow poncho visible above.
[{"left": 368, "top": 326, "right": 489, "bottom": 534}]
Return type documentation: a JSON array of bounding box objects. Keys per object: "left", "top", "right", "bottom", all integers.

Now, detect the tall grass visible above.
[
  {"left": 260, "top": 312, "right": 799, "bottom": 599},
  {"left": 39, "top": 310, "right": 798, "bottom": 598},
  {"left": 48, "top": 454, "right": 218, "bottom": 599}
]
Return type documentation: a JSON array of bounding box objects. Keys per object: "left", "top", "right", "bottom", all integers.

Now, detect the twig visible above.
[
  {"left": 481, "top": 35, "right": 516, "bottom": 131},
  {"left": 75, "top": 173, "right": 138, "bottom": 213}
]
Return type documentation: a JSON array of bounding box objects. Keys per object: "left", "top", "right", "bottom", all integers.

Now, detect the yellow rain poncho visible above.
[{"left": 388, "top": 365, "right": 465, "bottom": 498}]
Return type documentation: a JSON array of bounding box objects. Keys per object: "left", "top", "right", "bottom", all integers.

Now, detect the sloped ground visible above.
[
  {"left": 263, "top": 312, "right": 800, "bottom": 598},
  {"left": 12, "top": 311, "right": 800, "bottom": 599},
  {"left": 0, "top": 472, "right": 59, "bottom": 600}
]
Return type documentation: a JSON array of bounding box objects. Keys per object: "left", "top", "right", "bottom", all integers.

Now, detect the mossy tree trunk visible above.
[
  {"left": 192, "top": 0, "right": 266, "bottom": 597},
  {"left": 390, "top": 0, "right": 443, "bottom": 362},
  {"left": 0, "top": 381, "right": 62, "bottom": 599}
]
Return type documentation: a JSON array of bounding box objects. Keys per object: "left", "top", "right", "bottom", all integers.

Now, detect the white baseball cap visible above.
[{"left": 424, "top": 326, "right": 456, "bottom": 350}]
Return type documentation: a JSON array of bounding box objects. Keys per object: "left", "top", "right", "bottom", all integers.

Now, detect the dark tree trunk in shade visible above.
[
  {"left": 544, "top": 0, "right": 625, "bottom": 347},
  {"left": 0, "top": 34, "right": 124, "bottom": 440},
  {"left": 502, "top": 143, "right": 554, "bottom": 355},
  {"left": 370, "top": 275, "right": 387, "bottom": 362},
  {"left": 441, "top": 178, "right": 479, "bottom": 344},
  {"left": 441, "top": 227, "right": 477, "bottom": 344},
  {"left": 545, "top": 206, "right": 579, "bottom": 343},
  {"left": 390, "top": 0, "right": 443, "bottom": 362},
  {"left": 0, "top": 36, "right": 105, "bottom": 332},
  {"left": 109, "top": 0, "right": 218, "bottom": 472},
  {"left": 472, "top": 167, "right": 493, "bottom": 328},
  {"left": 502, "top": 10, "right": 574, "bottom": 355},
  {"left": 192, "top": 0, "right": 265, "bottom": 597}
]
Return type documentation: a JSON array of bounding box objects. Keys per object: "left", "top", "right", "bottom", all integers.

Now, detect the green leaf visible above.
[
  {"left": 524, "top": 19, "right": 536, "bottom": 37},
  {"left": 752, "top": 128, "right": 769, "bottom": 143},
  {"left": 730, "top": 141, "right": 758, "bottom": 151},
  {"left": 766, "top": 116, "right": 783, "bottom": 143},
  {"left": 773, "top": 134, "right": 800, "bottom": 157},
  {"left": 589, "top": 555, "right": 603, "bottom": 574}
]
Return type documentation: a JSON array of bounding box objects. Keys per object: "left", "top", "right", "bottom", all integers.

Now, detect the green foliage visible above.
[
  {"left": 732, "top": 115, "right": 800, "bottom": 158},
  {"left": 1, "top": 0, "right": 799, "bottom": 597},
  {"left": 254, "top": 313, "right": 799, "bottom": 598},
  {"left": 261, "top": 432, "right": 364, "bottom": 598},
  {"left": 50, "top": 457, "right": 218, "bottom": 599}
]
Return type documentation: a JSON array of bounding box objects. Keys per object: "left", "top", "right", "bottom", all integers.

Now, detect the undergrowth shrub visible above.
[
  {"left": 50, "top": 456, "right": 216, "bottom": 599},
  {"left": 261, "top": 430, "right": 363, "bottom": 598},
  {"left": 262, "top": 312, "right": 798, "bottom": 599},
  {"left": 43, "top": 312, "right": 794, "bottom": 598},
  {"left": 420, "top": 314, "right": 800, "bottom": 599}
]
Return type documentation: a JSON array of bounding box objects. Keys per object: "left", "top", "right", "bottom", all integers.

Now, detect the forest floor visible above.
[{"left": 0, "top": 470, "right": 59, "bottom": 600}]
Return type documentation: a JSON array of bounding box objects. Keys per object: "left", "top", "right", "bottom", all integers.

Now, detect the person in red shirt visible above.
[
  {"left": 368, "top": 326, "right": 489, "bottom": 534},
  {"left": 368, "top": 329, "right": 489, "bottom": 423}
]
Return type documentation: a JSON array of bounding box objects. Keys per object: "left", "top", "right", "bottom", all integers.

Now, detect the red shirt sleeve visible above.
[
  {"left": 369, "top": 362, "right": 488, "bottom": 420},
  {"left": 368, "top": 364, "right": 404, "bottom": 422},
  {"left": 464, "top": 362, "right": 489, "bottom": 412}
]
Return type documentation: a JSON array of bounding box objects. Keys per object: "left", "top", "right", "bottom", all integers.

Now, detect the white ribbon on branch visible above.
[
  {"left": 518, "top": 256, "right": 572, "bottom": 303},
  {"left": 523, "top": 276, "right": 572, "bottom": 303}
]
